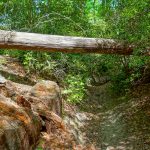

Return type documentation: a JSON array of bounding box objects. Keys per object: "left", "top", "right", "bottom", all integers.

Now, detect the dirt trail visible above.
[{"left": 65, "top": 82, "right": 150, "bottom": 150}]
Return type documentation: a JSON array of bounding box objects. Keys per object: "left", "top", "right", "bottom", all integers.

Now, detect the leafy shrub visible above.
[
  {"left": 110, "top": 56, "right": 149, "bottom": 95},
  {"left": 23, "top": 52, "right": 57, "bottom": 77},
  {"left": 63, "top": 75, "right": 85, "bottom": 104}
]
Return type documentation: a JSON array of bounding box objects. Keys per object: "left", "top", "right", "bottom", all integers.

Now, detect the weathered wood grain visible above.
[{"left": 0, "top": 30, "right": 149, "bottom": 55}]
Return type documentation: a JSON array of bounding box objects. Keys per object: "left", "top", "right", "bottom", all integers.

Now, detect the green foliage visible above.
[
  {"left": 23, "top": 52, "right": 57, "bottom": 77},
  {"left": 104, "top": 0, "right": 150, "bottom": 53},
  {"left": 0, "top": 0, "right": 149, "bottom": 103},
  {"left": 0, "top": 50, "right": 26, "bottom": 61},
  {"left": 63, "top": 75, "right": 85, "bottom": 103},
  {"left": 110, "top": 56, "right": 149, "bottom": 95}
]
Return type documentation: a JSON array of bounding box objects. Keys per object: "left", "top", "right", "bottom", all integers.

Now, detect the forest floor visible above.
[{"left": 1, "top": 55, "right": 150, "bottom": 150}]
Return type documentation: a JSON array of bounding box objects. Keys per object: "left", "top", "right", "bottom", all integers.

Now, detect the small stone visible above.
[
  {"left": 0, "top": 74, "right": 6, "bottom": 84},
  {"left": 116, "top": 146, "right": 126, "bottom": 150},
  {"left": 106, "top": 146, "right": 116, "bottom": 150}
]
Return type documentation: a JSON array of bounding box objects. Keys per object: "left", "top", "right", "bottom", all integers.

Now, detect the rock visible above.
[
  {"left": 29, "top": 80, "right": 62, "bottom": 116},
  {"left": 0, "top": 74, "right": 6, "bottom": 84},
  {"left": 0, "top": 94, "right": 42, "bottom": 150},
  {"left": 0, "top": 79, "right": 62, "bottom": 116},
  {"left": 0, "top": 55, "right": 26, "bottom": 77},
  {"left": 0, "top": 80, "right": 31, "bottom": 99},
  {"left": 0, "top": 55, "right": 36, "bottom": 85},
  {"left": 116, "top": 146, "right": 126, "bottom": 150},
  {"left": 0, "top": 78, "right": 63, "bottom": 149},
  {"left": 106, "top": 146, "right": 116, "bottom": 150}
]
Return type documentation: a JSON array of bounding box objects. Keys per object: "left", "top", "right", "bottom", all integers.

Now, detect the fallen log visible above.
[{"left": 0, "top": 30, "right": 146, "bottom": 55}]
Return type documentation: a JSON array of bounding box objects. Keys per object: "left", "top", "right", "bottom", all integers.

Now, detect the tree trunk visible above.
[{"left": 0, "top": 30, "right": 137, "bottom": 55}]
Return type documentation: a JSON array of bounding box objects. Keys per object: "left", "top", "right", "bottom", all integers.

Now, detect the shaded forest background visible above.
[{"left": 0, "top": 0, "right": 149, "bottom": 103}]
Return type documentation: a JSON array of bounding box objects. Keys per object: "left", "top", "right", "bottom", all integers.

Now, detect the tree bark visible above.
[{"left": 0, "top": 30, "right": 149, "bottom": 55}]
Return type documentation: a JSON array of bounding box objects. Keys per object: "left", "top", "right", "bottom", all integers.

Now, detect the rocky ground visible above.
[{"left": 64, "top": 70, "right": 150, "bottom": 150}]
